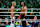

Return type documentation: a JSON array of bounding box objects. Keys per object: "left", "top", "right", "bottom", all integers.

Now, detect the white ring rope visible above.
[
  {"left": 0, "top": 9, "right": 40, "bottom": 10},
  {"left": 0, "top": 8, "right": 40, "bottom": 10},
  {"left": 0, "top": 19, "right": 40, "bottom": 22},
  {"left": 0, "top": 15, "right": 11, "bottom": 16},
  {"left": 0, "top": 15, "right": 40, "bottom": 16},
  {"left": 0, "top": 12, "right": 40, "bottom": 13},
  {"left": 0, "top": 8, "right": 40, "bottom": 23}
]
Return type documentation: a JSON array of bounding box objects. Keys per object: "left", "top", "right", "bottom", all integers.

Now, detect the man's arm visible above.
[
  {"left": 11, "top": 7, "right": 14, "bottom": 17},
  {"left": 24, "top": 6, "right": 27, "bottom": 16}
]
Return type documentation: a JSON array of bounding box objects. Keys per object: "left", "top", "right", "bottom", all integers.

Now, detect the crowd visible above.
[
  {"left": 0, "top": 0, "right": 40, "bottom": 27},
  {"left": 0, "top": 17, "right": 40, "bottom": 27},
  {"left": 0, "top": 8, "right": 40, "bottom": 19},
  {"left": 0, "top": 9, "right": 40, "bottom": 27},
  {"left": 0, "top": 0, "right": 40, "bottom": 8}
]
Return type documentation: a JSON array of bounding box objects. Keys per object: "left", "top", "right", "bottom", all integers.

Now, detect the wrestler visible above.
[
  {"left": 21, "top": 2, "right": 27, "bottom": 16},
  {"left": 10, "top": 1, "right": 16, "bottom": 27},
  {"left": 11, "top": 1, "right": 16, "bottom": 17},
  {"left": 19, "top": 2, "right": 27, "bottom": 27},
  {"left": 19, "top": 2, "right": 27, "bottom": 19}
]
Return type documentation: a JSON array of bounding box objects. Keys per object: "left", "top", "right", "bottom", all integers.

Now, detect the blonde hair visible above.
[{"left": 12, "top": 1, "right": 16, "bottom": 5}]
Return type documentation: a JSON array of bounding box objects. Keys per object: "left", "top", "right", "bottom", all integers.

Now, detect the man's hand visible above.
[{"left": 23, "top": 18, "right": 25, "bottom": 19}]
